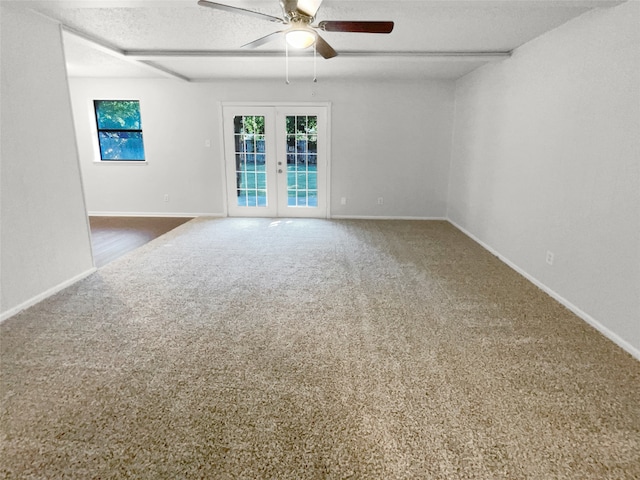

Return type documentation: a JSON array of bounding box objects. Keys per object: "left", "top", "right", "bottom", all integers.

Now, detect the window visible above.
[{"left": 93, "top": 100, "right": 145, "bottom": 161}]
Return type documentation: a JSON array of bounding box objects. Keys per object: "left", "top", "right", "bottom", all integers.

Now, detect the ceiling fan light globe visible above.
[{"left": 285, "top": 29, "right": 317, "bottom": 49}]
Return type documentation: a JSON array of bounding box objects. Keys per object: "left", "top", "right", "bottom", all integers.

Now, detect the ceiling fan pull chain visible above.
[
  {"left": 285, "top": 40, "right": 290, "bottom": 84},
  {"left": 313, "top": 43, "right": 317, "bottom": 83}
]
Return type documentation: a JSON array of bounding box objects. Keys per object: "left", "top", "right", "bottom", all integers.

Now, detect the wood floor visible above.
[{"left": 89, "top": 216, "right": 193, "bottom": 268}]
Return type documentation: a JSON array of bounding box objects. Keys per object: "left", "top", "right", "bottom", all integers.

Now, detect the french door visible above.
[{"left": 222, "top": 105, "right": 328, "bottom": 218}]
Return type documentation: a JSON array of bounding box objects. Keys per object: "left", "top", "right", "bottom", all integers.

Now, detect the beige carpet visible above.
[{"left": 1, "top": 218, "right": 638, "bottom": 479}]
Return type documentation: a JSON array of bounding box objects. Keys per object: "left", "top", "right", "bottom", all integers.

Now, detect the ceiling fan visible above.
[{"left": 197, "top": 0, "right": 394, "bottom": 59}]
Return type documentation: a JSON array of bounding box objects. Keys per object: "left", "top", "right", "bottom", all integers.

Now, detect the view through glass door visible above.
[{"left": 223, "top": 105, "right": 328, "bottom": 218}]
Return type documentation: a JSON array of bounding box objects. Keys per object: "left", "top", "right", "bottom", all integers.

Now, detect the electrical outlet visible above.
[
  {"left": 377, "top": 197, "right": 384, "bottom": 205},
  {"left": 546, "top": 251, "right": 554, "bottom": 265},
  {"left": 340, "top": 197, "right": 347, "bottom": 205},
  {"left": 164, "top": 194, "right": 169, "bottom": 202},
  {"left": 204, "top": 139, "right": 211, "bottom": 148}
]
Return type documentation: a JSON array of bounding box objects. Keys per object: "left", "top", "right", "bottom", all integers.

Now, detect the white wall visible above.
[
  {"left": 1, "top": 7, "right": 94, "bottom": 319},
  {"left": 69, "top": 78, "right": 455, "bottom": 219},
  {"left": 448, "top": 1, "right": 640, "bottom": 357},
  {"left": 69, "top": 80, "right": 221, "bottom": 216}
]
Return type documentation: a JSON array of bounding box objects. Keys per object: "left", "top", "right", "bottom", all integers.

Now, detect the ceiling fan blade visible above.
[
  {"left": 318, "top": 21, "right": 394, "bottom": 34},
  {"left": 296, "top": 0, "right": 324, "bottom": 17},
  {"left": 241, "top": 31, "right": 284, "bottom": 49},
  {"left": 197, "top": 0, "right": 285, "bottom": 24},
  {"left": 315, "top": 34, "right": 337, "bottom": 59}
]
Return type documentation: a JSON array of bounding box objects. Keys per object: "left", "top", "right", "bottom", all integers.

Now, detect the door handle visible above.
[{"left": 278, "top": 169, "right": 283, "bottom": 173}]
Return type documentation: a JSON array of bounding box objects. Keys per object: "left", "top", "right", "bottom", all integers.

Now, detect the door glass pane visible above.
[
  {"left": 234, "top": 116, "right": 267, "bottom": 207},
  {"left": 308, "top": 135, "right": 317, "bottom": 154},
  {"left": 285, "top": 115, "right": 318, "bottom": 207}
]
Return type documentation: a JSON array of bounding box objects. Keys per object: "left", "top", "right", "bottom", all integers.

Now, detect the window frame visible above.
[{"left": 93, "top": 99, "right": 146, "bottom": 162}]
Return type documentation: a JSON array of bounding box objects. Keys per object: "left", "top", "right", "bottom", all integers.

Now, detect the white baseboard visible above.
[
  {"left": 448, "top": 220, "right": 640, "bottom": 362},
  {"left": 87, "top": 212, "right": 225, "bottom": 218},
  {"left": 331, "top": 215, "right": 447, "bottom": 221},
  {"left": 0, "top": 267, "right": 97, "bottom": 324}
]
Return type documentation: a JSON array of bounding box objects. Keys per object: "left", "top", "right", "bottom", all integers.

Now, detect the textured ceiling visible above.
[{"left": 5, "top": 0, "right": 625, "bottom": 81}]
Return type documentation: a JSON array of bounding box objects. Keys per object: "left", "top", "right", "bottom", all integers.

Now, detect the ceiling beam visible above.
[
  {"left": 26, "top": 5, "right": 193, "bottom": 81},
  {"left": 125, "top": 49, "right": 511, "bottom": 61},
  {"left": 60, "top": 25, "right": 191, "bottom": 81}
]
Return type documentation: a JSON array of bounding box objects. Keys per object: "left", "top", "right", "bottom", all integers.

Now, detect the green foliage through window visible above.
[
  {"left": 234, "top": 116, "right": 265, "bottom": 135},
  {"left": 286, "top": 115, "right": 317, "bottom": 139},
  {"left": 94, "top": 100, "right": 145, "bottom": 161}
]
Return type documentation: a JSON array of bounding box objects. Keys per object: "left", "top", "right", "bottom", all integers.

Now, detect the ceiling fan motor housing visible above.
[{"left": 280, "top": 0, "right": 314, "bottom": 23}]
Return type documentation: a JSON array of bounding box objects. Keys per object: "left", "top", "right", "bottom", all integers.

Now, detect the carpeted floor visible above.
[{"left": 1, "top": 218, "right": 638, "bottom": 479}]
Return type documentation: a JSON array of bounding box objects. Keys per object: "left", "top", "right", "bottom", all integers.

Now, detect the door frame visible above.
[{"left": 220, "top": 102, "right": 332, "bottom": 218}]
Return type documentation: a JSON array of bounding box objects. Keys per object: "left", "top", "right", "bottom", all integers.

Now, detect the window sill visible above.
[{"left": 93, "top": 161, "right": 148, "bottom": 165}]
